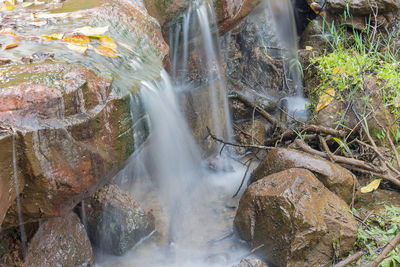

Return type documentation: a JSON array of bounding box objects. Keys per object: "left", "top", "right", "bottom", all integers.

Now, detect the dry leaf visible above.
[
  {"left": 63, "top": 34, "right": 90, "bottom": 46},
  {"left": 94, "top": 45, "right": 117, "bottom": 58},
  {"left": 66, "top": 44, "right": 88, "bottom": 54},
  {"left": 316, "top": 87, "right": 335, "bottom": 112},
  {"left": 91, "top": 36, "right": 117, "bottom": 51},
  {"left": 21, "top": 2, "right": 33, "bottom": 8},
  {"left": 332, "top": 67, "right": 345, "bottom": 75},
  {"left": 361, "top": 179, "right": 382, "bottom": 193},
  {"left": 42, "top": 33, "right": 64, "bottom": 40},
  {"left": 0, "top": 28, "right": 21, "bottom": 41},
  {"left": 0, "top": 0, "right": 14, "bottom": 11},
  {"left": 4, "top": 42, "right": 18, "bottom": 49},
  {"left": 73, "top": 26, "right": 109, "bottom": 37}
]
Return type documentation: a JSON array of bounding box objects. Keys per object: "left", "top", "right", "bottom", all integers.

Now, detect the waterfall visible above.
[
  {"left": 169, "top": 0, "right": 232, "bottom": 144},
  {"left": 263, "top": 0, "right": 310, "bottom": 121}
]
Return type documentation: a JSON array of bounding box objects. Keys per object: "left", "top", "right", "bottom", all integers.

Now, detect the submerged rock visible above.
[
  {"left": 250, "top": 148, "right": 360, "bottom": 204},
  {"left": 25, "top": 212, "right": 94, "bottom": 267},
  {"left": 235, "top": 168, "right": 358, "bottom": 267},
  {"left": 84, "top": 184, "right": 155, "bottom": 256}
]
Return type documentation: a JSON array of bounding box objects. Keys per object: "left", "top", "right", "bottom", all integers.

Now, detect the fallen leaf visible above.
[
  {"left": 332, "top": 67, "right": 345, "bottom": 75},
  {"left": 361, "top": 179, "right": 382, "bottom": 193},
  {"left": 42, "top": 33, "right": 64, "bottom": 40},
  {"left": 66, "top": 44, "right": 88, "bottom": 54},
  {"left": 0, "top": 0, "right": 14, "bottom": 11},
  {"left": 63, "top": 34, "right": 90, "bottom": 46},
  {"left": 21, "top": 2, "right": 33, "bottom": 7},
  {"left": 4, "top": 42, "right": 18, "bottom": 49},
  {"left": 0, "top": 28, "right": 20, "bottom": 41},
  {"left": 94, "top": 45, "right": 117, "bottom": 58},
  {"left": 73, "top": 26, "right": 109, "bottom": 37},
  {"left": 305, "top": 46, "right": 313, "bottom": 51},
  {"left": 91, "top": 35, "right": 117, "bottom": 51},
  {"left": 316, "top": 87, "right": 335, "bottom": 112}
]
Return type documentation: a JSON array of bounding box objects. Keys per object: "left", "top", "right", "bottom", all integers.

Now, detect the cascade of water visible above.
[
  {"left": 263, "top": 0, "right": 309, "bottom": 121},
  {"left": 169, "top": 0, "right": 232, "bottom": 143}
]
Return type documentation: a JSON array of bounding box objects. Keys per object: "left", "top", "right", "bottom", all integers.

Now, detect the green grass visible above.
[{"left": 308, "top": 14, "right": 400, "bottom": 121}]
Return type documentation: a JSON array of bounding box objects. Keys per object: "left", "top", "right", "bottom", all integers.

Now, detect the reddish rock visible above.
[
  {"left": 25, "top": 212, "right": 94, "bottom": 267},
  {"left": 327, "top": 0, "right": 400, "bottom": 16},
  {"left": 251, "top": 148, "right": 360, "bottom": 204},
  {"left": 0, "top": 63, "right": 140, "bottom": 229},
  {"left": 235, "top": 168, "right": 358, "bottom": 267}
]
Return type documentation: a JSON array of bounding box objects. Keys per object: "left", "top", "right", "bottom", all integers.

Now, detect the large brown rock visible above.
[
  {"left": 0, "top": 0, "right": 168, "bottom": 229},
  {"left": 84, "top": 184, "right": 155, "bottom": 256},
  {"left": 251, "top": 148, "right": 360, "bottom": 204},
  {"left": 327, "top": 0, "right": 400, "bottom": 16},
  {"left": 0, "top": 63, "right": 141, "bottom": 229},
  {"left": 235, "top": 168, "right": 358, "bottom": 267},
  {"left": 25, "top": 212, "right": 94, "bottom": 267}
]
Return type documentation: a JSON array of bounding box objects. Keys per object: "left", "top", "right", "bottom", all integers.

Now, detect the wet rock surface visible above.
[
  {"left": 25, "top": 212, "right": 94, "bottom": 267},
  {"left": 0, "top": 62, "right": 139, "bottom": 229},
  {"left": 235, "top": 168, "right": 358, "bottom": 267},
  {"left": 232, "top": 258, "right": 269, "bottom": 267},
  {"left": 251, "top": 148, "right": 360, "bottom": 204},
  {"left": 0, "top": 0, "right": 170, "bottom": 229},
  {"left": 83, "top": 184, "right": 155, "bottom": 256},
  {"left": 144, "top": 0, "right": 260, "bottom": 35},
  {"left": 327, "top": 0, "right": 400, "bottom": 16}
]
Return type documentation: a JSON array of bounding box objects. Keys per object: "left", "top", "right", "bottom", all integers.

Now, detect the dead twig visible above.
[
  {"left": 207, "top": 127, "right": 274, "bottom": 151},
  {"left": 333, "top": 251, "right": 364, "bottom": 267},
  {"left": 294, "top": 139, "right": 385, "bottom": 173},
  {"left": 232, "top": 159, "right": 253, "bottom": 198},
  {"left": 231, "top": 92, "right": 284, "bottom": 129},
  {"left": 368, "top": 230, "right": 400, "bottom": 267}
]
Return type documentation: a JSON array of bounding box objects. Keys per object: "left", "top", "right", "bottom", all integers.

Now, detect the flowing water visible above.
[
  {"left": 263, "top": 0, "right": 310, "bottom": 121},
  {"left": 97, "top": 68, "right": 251, "bottom": 267},
  {"left": 169, "top": 0, "right": 232, "bottom": 142}
]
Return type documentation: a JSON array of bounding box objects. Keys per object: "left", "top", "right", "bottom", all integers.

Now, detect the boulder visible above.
[
  {"left": 25, "top": 212, "right": 94, "bottom": 267},
  {"left": 327, "top": 0, "right": 400, "bottom": 16},
  {"left": 250, "top": 148, "right": 360, "bottom": 204},
  {"left": 83, "top": 184, "right": 155, "bottom": 256},
  {"left": 235, "top": 168, "right": 358, "bottom": 267},
  {"left": 232, "top": 258, "right": 269, "bottom": 267},
  {"left": 0, "top": 63, "right": 141, "bottom": 229},
  {"left": 0, "top": 0, "right": 168, "bottom": 228}
]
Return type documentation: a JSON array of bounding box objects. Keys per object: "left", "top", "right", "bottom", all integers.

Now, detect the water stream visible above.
[{"left": 263, "top": 0, "right": 310, "bottom": 121}]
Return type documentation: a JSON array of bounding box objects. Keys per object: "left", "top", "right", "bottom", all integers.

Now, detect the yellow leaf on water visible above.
[
  {"left": 63, "top": 34, "right": 90, "bottom": 46},
  {"left": 42, "top": 33, "right": 64, "bottom": 40},
  {"left": 0, "top": 0, "right": 15, "bottom": 11},
  {"left": 0, "top": 28, "right": 20, "bottom": 41},
  {"left": 361, "top": 179, "right": 382, "bottom": 193},
  {"left": 94, "top": 45, "right": 117, "bottom": 58},
  {"left": 90, "top": 36, "right": 117, "bottom": 51},
  {"left": 66, "top": 44, "right": 88, "bottom": 54},
  {"left": 316, "top": 87, "right": 335, "bottom": 112},
  {"left": 73, "top": 26, "right": 109, "bottom": 37},
  {"left": 4, "top": 42, "right": 18, "bottom": 49},
  {"left": 21, "top": 2, "right": 33, "bottom": 8}
]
